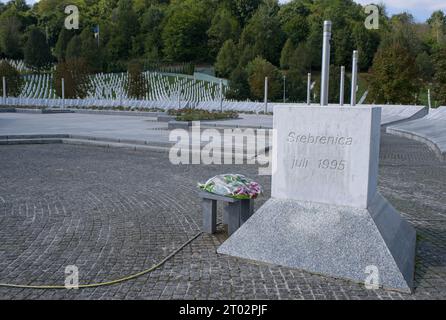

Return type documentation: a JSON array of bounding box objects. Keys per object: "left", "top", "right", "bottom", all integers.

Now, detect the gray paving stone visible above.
[{"left": 0, "top": 132, "right": 445, "bottom": 299}]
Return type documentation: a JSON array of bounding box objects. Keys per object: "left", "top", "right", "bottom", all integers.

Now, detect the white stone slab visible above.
[
  {"left": 217, "top": 194, "right": 416, "bottom": 293},
  {"left": 272, "top": 106, "right": 381, "bottom": 208},
  {"left": 219, "top": 105, "right": 416, "bottom": 293}
]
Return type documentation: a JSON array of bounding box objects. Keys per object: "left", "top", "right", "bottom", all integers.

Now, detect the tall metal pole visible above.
[
  {"left": 320, "top": 20, "right": 332, "bottom": 106},
  {"left": 2, "top": 76, "right": 6, "bottom": 105},
  {"left": 428, "top": 88, "right": 432, "bottom": 109},
  {"left": 61, "top": 78, "right": 65, "bottom": 109},
  {"left": 351, "top": 50, "right": 358, "bottom": 106},
  {"left": 219, "top": 79, "right": 223, "bottom": 112},
  {"left": 264, "top": 77, "right": 268, "bottom": 114},
  {"left": 307, "top": 73, "right": 311, "bottom": 105},
  {"left": 177, "top": 86, "right": 181, "bottom": 109},
  {"left": 283, "top": 75, "right": 286, "bottom": 103},
  {"left": 340, "top": 66, "right": 345, "bottom": 106}
]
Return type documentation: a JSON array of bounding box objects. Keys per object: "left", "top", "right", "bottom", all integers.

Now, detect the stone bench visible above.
[{"left": 198, "top": 191, "right": 254, "bottom": 236}]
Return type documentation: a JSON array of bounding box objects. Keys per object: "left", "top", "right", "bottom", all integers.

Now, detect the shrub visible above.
[
  {"left": 368, "top": 42, "right": 421, "bottom": 104},
  {"left": 126, "top": 60, "right": 147, "bottom": 99},
  {"left": 54, "top": 58, "right": 92, "bottom": 99},
  {"left": 0, "top": 61, "right": 23, "bottom": 97},
  {"left": 246, "top": 57, "right": 282, "bottom": 101},
  {"left": 226, "top": 66, "right": 250, "bottom": 100},
  {"left": 167, "top": 108, "right": 238, "bottom": 121}
]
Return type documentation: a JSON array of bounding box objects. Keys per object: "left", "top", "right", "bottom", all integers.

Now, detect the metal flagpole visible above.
[
  {"left": 351, "top": 50, "right": 359, "bottom": 106},
  {"left": 2, "top": 76, "right": 6, "bottom": 105},
  {"left": 62, "top": 78, "right": 65, "bottom": 109},
  {"left": 307, "top": 73, "right": 311, "bottom": 105},
  {"left": 428, "top": 88, "right": 432, "bottom": 109},
  {"left": 219, "top": 79, "right": 223, "bottom": 112},
  {"left": 178, "top": 86, "right": 181, "bottom": 109},
  {"left": 264, "top": 77, "right": 268, "bottom": 113},
  {"left": 340, "top": 66, "right": 345, "bottom": 106},
  {"left": 320, "top": 21, "right": 332, "bottom": 106},
  {"left": 283, "top": 75, "right": 286, "bottom": 103}
]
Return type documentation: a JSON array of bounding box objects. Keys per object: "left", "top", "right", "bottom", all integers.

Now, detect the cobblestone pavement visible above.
[{"left": 0, "top": 132, "right": 445, "bottom": 300}]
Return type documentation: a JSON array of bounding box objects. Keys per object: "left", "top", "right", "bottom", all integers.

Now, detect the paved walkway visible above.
[
  {"left": 387, "top": 107, "right": 446, "bottom": 161},
  {"left": 0, "top": 113, "right": 171, "bottom": 145},
  {"left": 0, "top": 105, "right": 427, "bottom": 143},
  {"left": 0, "top": 132, "right": 445, "bottom": 300}
]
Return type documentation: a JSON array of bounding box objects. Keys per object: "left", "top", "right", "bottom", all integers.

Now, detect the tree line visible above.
[{"left": 0, "top": 0, "right": 445, "bottom": 105}]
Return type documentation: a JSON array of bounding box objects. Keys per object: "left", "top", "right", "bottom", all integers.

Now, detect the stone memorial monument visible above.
[{"left": 218, "top": 105, "right": 416, "bottom": 293}]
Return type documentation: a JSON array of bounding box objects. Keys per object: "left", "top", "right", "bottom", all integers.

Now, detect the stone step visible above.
[
  {"left": 0, "top": 134, "right": 69, "bottom": 140},
  {"left": 0, "top": 138, "right": 63, "bottom": 145},
  {"left": 0, "top": 135, "right": 268, "bottom": 161}
]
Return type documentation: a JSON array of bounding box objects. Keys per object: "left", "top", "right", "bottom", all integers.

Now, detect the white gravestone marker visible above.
[
  {"left": 218, "top": 105, "right": 416, "bottom": 293},
  {"left": 272, "top": 106, "right": 380, "bottom": 208}
]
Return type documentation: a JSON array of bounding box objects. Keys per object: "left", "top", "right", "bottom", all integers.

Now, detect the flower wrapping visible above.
[{"left": 198, "top": 174, "right": 262, "bottom": 200}]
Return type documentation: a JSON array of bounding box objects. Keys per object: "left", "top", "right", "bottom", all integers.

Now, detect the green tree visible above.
[
  {"left": 65, "top": 35, "right": 82, "bottom": 59},
  {"left": 333, "top": 25, "right": 354, "bottom": 67},
  {"left": 0, "top": 15, "right": 22, "bottom": 59},
  {"left": 306, "top": 13, "right": 323, "bottom": 69},
  {"left": 141, "top": 5, "right": 165, "bottom": 61},
  {"left": 35, "top": 0, "right": 76, "bottom": 47},
  {"left": 24, "top": 28, "right": 52, "bottom": 71},
  {"left": 352, "top": 22, "right": 380, "bottom": 71},
  {"left": 280, "top": 38, "right": 295, "bottom": 70},
  {"left": 432, "top": 47, "right": 446, "bottom": 106},
  {"left": 80, "top": 28, "right": 102, "bottom": 72},
  {"left": 230, "top": 0, "right": 262, "bottom": 26},
  {"left": 18, "top": 0, "right": 29, "bottom": 10},
  {"left": 226, "top": 64, "right": 250, "bottom": 100},
  {"left": 278, "top": 0, "right": 310, "bottom": 46},
  {"left": 54, "top": 28, "right": 74, "bottom": 62},
  {"left": 238, "top": 44, "right": 257, "bottom": 66},
  {"left": 246, "top": 56, "right": 282, "bottom": 101},
  {"left": 0, "top": 60, "right": 23, "bottom": 97},
  {"left": 369, "top": 42, "right": 421, "bottom": 104},
  {"left": 283, "top": 14, "right": 309, "bottom": 46},
  {"left": 126, "top": 60, "right": 147, "bottom": 100},
  {"left": 280, "top": 39, "right": 312, "bottom": 79},
  {"left": 387, "top": 13, "right": 422, "bottom": 56},
  {"left": 286, "top": 42, "right": 311, "bottom": 102},
  {"left": 427, "top": 10, "right": 446, "bottom": 48},
  {"left": 289, "top": 42, "right": 311, "bottom": 74},
  {"left": 107, "top": 0, "right": 140, "bottom": 61},
  {"left": 239, "top": 0, "right": 285, "bottom": 66},
  {"left": 162, "top": 0, "right": 210, "bottom": 62},
  {"left": 285, "top": 69, "right": 306, "bottom": 102},
  {"left": 416, "top": 51, "right": 434, "bottom": 83},
  {"left": 207, "top": 7, "right": 240, "bottom": 59},
  {"left": 278, "top": 0, "right": 310, "bottom": 26},
  {"left": 54, "top": 58, "right": 92, "bottom": 99},
  {"left": 215, "top": 39, "right": 239, "bottom": 78}
]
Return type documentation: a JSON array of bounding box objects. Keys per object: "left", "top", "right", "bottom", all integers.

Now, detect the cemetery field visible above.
[
  {"left": 0, "top": 132, "right": 445, "bottom": 300},
  {"left": 17, "top": 71, "right": 228, "bottom": 103}
]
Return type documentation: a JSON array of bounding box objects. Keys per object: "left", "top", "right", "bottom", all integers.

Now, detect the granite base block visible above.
[{"left": 217, "top": 193, "right": 416, "bottom": 293}]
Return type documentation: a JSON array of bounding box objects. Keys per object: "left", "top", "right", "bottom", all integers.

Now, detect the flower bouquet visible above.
[{"left": 198, "top": 174, "right": 262, "bottom": 200}]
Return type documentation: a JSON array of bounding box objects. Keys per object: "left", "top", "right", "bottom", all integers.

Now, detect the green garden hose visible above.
[{"left": 0, "top": 231, "right": 203, "bottom": 290}]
